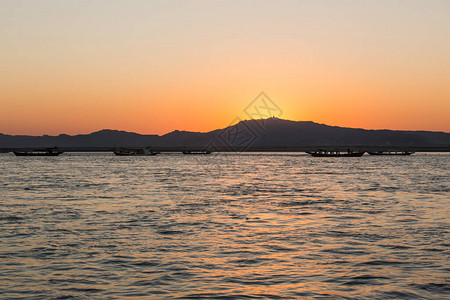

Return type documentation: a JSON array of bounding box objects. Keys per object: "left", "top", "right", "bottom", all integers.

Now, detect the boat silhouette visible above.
[
  {"left": 113, "top": 147, "right": 159, "bottom": 156},
  {"left": 306, "top": 149, "right": 365, "bottom": 157},
  {"left": 13, "top": 147, "right": 63, "bottom": 156}
]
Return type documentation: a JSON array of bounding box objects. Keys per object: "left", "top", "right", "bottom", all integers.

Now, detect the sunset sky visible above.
[{"left": 1, "top": 0, "right": 449, "bottom": 135}]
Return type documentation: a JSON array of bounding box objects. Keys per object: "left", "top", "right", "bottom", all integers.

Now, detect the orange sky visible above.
[{"left": 1, "top": 0, "right": 449, "bottom": 135}]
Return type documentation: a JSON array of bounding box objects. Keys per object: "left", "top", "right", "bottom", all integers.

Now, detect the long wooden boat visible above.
[
  {"left": 182, "top": 150, "right": 212, "bottom": 155},
  {"left": 306, "top": 150, "right": 365, "bottom": 157},
  {"left": 113, "top": 148, "right": 159, "bottom": 156},
  {"left": 13, "top": 148, "right": 63, "bottom": 156}
]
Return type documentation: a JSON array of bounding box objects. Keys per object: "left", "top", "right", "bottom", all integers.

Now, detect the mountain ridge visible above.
[{"left": 1, "top": 118, "right": 449, "bottom": 148}]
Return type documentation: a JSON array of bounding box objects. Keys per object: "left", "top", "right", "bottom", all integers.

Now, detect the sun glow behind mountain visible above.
[{"left": 1, "top": 0, "right": 449, "bottom": 135}]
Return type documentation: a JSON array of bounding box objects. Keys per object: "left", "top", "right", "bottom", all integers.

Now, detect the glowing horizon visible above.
[
  {"left": 1, "top": 0, "right": 449, "bottom": 136},
  {"left": 2, "top": 115, "right": 450, "bottom": 137}
]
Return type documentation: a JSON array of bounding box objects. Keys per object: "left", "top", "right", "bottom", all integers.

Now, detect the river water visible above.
[{"left": 0, "top": 153, "right": 449, "bottom": 299}]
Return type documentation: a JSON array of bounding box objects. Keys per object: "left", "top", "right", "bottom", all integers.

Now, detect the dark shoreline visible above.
[{"left": 1, "top": 146, "right": 450, "bottom": 154}]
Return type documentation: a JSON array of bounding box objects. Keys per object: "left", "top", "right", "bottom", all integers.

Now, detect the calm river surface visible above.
[{"left": 1, "top": 153, "right": 449, "bottom": 299}]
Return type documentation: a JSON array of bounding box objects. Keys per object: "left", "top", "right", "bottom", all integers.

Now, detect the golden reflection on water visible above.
[{"left": 0, "top": 153, "right": 448, "bottom": 298}]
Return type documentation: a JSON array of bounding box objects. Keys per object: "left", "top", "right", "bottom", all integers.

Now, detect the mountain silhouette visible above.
[{"left": 1, "top": 118, "right": 449, "bottom": 149}]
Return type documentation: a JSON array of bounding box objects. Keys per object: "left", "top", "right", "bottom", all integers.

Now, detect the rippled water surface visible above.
[{"left": 1, "top": 153, "right": 449, "bottom": 299}]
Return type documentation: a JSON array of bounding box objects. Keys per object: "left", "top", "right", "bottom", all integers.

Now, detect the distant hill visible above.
[
  {"left": 0, "top": 130, "right": 160, "bottom": 148},
  {"left": 1, "top": 118, "right": 449, "bottom": 149}
]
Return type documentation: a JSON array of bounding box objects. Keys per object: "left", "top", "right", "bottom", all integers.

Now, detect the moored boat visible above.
[
  {"left": 13, "top": 147, "right": 63, "bottom": 156},
  {"left": 113, "top": 147, "right": 159, "bottom": 156},
  {"left": 306, "top": 149, "right": 365, "bottom": 157},
  {"left": 182, "top": 150, "right": 212, "bottom": 155}
]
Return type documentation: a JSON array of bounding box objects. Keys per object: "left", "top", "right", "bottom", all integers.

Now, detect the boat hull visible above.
[
  {"left": 113, "top": 152, "right": 159, "bottom": 156},
  {"left": 182, "top": 151, "right": 212, "bottom": 155},
  {"left": 307, "top": 152, "right": 365, "bottom": 157},
  {"left": 13, "top": 151, "right": 62, "bottom": 156},
  {"left": 113, "top": 151, "right": 159, "bottom": 156},
  {"left": 113, "top": 148, "right": 159, "bottom": 156}
]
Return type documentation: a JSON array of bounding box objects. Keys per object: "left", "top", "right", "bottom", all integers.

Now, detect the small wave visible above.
[
  {"left": 50, "top": 294, "right": 90, "bottom": 299},
  {"left": 228, "top": 258, "right": 270, "bottom": 265},
  {"left": 279, "top": 199, "right": 332, "bottom": 207},
  {"left": 220, "top": 250, "right": 266, "bottom": 256},
  {"left": 264, "top": 244, "right": 296, "bottom": 252},
  {"left": 381, "top": 290, "right": 421, "bottom": 299},
  {"left": 157, "top": 230, "right": 184, "bottom": 235},
  {"left": 100, "top": 258, "right": 132, "bottom": 267},
  {"left": 175, "top": 292, "right": 262, "bottom": 299},
  {"left": 356, "top": 260, "right": 406, "bottom": 266},
  {"left": 49, "top": 278, "right": 99, "bottom": 285},
  {"left": 421, "top": 247, "right": 446, "bottom": 252},
  {"left": 322, "top": 247, "right": 370, "bottom": 256},
  {"left": 62, "top": 287, "right": 104, "bottom": 293},
  {"left": 27, "top": 246, "right": 58, "bottom": 259},
  {"left": 0, "top": 215, "right": 24, "bottom": 222},
  {"left": 131, "top": 260, "right": 160, "bottom": 267},
  {"left": 411, "top": 282, "right": 450, "bottom": 293},
  {"left": 343, "top": 274, "right": 390, "bottom": 286},
  {"left": 378, "top": 244, "right": 412, "bottom": 250}
]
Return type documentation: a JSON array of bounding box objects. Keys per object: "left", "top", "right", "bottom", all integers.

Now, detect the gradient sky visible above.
[{"left": 1, "top": 0, "right": 449, "bottom": 135}]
